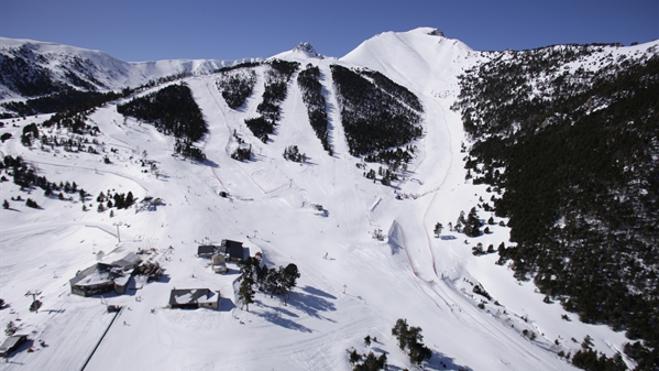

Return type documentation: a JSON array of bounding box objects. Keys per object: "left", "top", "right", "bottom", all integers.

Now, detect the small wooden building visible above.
[
  {"left": 70, "top": 252, "right": 142, "bottom": 296},
  {"left": 197, "top": 245, "right": 223, "bottom": 258},
  {"left": 169, "top": 288, "right": 220, "bottom": 310},
  {"left": 69, "top": 264, "right": 115, "bottom": 296},
  {"left": 221, "top": 239, "right": 249, "bottom": 262}
]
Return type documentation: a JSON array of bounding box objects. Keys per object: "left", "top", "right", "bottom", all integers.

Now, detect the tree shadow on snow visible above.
[
  {"left": 197, "top": 158, "right": 219, "bottom": 168},
  {"left": 250, "top": 284, "right": 339, "bottom": 333},
  {"left": 440, "top": 235, "right": 457, "bottom": 240},
  {"left": 149, "top": 273, "right": 171, "bottom": 284},
  {"left": 384, "top": 350, "right": 472, "bottom": 371},
  {"left": 256, "top": 300, "right": 299, "bottom": 318},
  {"left": 424, "top": 351, "right": 473, "bottom": 371},
  {"left": 301, "top": 286, "right": 337, "bottom": 300},
  {"left": 254, "top": 308, "right": 312, "bottom": 333},
  {"left": 287, "top": 287, "right": 337, "bottom": 320}
]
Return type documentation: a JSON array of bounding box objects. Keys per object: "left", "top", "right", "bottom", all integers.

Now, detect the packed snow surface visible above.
[{"left": 0, "top": 28, "right": 651, "bottom": 370}]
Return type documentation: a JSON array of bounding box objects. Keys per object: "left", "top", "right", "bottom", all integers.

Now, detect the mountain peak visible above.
[
  {"left": 293, "top": 42, "right": 321, "bottom": 57},
  {"left": 408, "top": 26, "right": 445, "bottom": 37},
  {"left": 270, "top": 41, "right": 324, "bottom": 61}
]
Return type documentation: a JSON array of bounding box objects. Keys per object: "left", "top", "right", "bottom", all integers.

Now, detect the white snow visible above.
[
  {"left": 0, "top": 28, "right": 651, "bottom": 370},
  {"left": 0, "top": 37, "right": 226, "bottom": 99}
]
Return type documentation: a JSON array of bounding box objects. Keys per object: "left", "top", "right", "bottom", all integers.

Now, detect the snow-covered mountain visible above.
[
  {"left": 0, "top": 36, "right": 226, "bottom": 99},
  {"left": 0, "top": 28, "right": 656, "bottom": 371}
]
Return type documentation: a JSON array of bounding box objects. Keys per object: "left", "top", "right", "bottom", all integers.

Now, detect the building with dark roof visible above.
[
  {"left": 221, "top": 239, "right": 249, "bottom": 262},
  {"left": 197, "top": 245, "right": 223, "bottom": 258},
  {"left": 70, "top": 252, "right": 141, "bottom": 296},
  {"left": 169, "top": 288, "right": 220, "bottom": 310}
]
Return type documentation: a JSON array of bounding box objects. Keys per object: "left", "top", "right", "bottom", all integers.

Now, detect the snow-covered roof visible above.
[
  {"left": 110, "top": 252, "right": 141, "bottom": 271},
  {"left": 69, "top": 264, "right": 113, "bottom": 287},
  {"left": 169, "top": 288, "right": 219, "bottom": 306}
]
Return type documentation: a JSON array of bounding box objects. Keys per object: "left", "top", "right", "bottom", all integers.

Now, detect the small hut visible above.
[
  {"left": 197, "top": 245, "right": 222, "bottom": 258},
  {"left": 221, "top": 239, "right": 249, "bottom": 262},
  {"left": 169, "top": 288, "right": 220, "bottom": 310}
]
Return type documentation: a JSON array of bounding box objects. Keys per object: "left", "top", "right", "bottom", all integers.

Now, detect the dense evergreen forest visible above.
[
  {"left": 1, "top": 155, "right": 89, "bottom": 207},
  {"left": 454, "top": 46, "right": 658, "bottom": 370},
  {"left": 216, "top": 67, "right": 257, "bottom": 109},
  {"left": 330, "top": 65, "right": 422, "bottom": 161},
  {"left": 297, "top": 64, "right": 332, "bottom": 154},
  {"left": 245, "top": 59, "right": 299, "bottom": 142},
  {"left": 360, "top": 69, "right": 423, "bottom": 112},
  {"left": 0, "top": 46, "right": 66, "bottom": 97},
  {"left": 117, "top": 84, "right": 208, "bottom": 160},
  {"left": 3, "top": 89, "right": 120, "bottom": 116}
]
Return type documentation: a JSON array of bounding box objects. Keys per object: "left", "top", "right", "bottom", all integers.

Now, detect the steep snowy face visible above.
[
  {"left": 341, "top": 27, "right": 477, "bottom": 94},
  {"left": 0, "top": 37, "right": 223, "bottom": 99}
]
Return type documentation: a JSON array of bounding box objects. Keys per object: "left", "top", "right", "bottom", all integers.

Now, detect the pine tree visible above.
[
  {"left": 261, "top": 268, "right": 277, "bottom": 296},
  {"left": 348, "top": 349, "right": 362, "bottom": 365},
  {"left": 2, "top": 199, "right": 8, "bottom": 209},
  {"left": 464, "top": 207, "right": 483, "bottom": 237},
  {"left": 125, "top": 191, "right": 135, "bottom": 207},
  {"left": 282, "top": 263, "right": 300, "bottom": 298},
  {"left": 433, "top": 222, "right": 443, "bottom": 237},
  {"left": 391, "top": 318, "right": 431, "bottom": 365},
  {"left": 455, "top": 211, "right": 466, "bottom": 233},
  {"left": 392, "top": 318, "right": 410, "bottom": 349},
  {"left": 25, "top": 198, "right": 39, "bottom": 209},
  {"left": 356, "top": 352, "right": 387, "bottom": 370},
  {"left": 239, "top": 276, "right": 255, "bottom": 311}
]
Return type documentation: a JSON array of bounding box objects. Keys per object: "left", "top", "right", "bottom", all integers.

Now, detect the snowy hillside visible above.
[
  {"left": 0, "top": 37, "right": 226, "bottom": 99},
  {"left": 0, "top": 28, "right": 656, "bottom": 371}
]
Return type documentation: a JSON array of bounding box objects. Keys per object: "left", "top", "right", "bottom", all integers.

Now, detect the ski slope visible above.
[{"left": 0, "top": 28, "right": 645, "bottom": 370}]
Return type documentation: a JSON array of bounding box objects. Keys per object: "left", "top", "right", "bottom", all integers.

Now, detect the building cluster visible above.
[
  {"left": 69, "top": 252, "right": 142, "bottom": 296},
  {"left": 164, "top": 239, "right": 254, "bottom": 310},
  {"left": 197, "top": 239, "right": 250, "bottom": 274},
  {"left": 64, "top": 239, "right": 256, "bottom": 313}
]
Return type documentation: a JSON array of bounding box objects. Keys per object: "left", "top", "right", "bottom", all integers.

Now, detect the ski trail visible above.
[{"left": 320, "top": 64, "right": 350, "bottom": 158}]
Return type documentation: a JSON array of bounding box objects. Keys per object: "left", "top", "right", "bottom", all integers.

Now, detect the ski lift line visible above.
[{"left": 79, "top": 307, "right": 123, "bottom": 371}]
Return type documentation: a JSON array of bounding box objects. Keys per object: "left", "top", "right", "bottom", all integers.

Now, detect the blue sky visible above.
[{"left": 2, "top": 0, "right": 658, "bottom": 61}]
